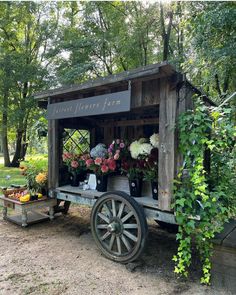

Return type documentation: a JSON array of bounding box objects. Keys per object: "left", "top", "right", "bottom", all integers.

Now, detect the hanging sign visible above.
[{"left": 47, "top": 89, "right": 131, "bottom": 120}]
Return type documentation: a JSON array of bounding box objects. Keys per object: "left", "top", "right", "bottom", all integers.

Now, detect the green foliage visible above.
[
  {"left": 20, "top": 155, "right": 48, "bottom": 191},
  {"left": 173, "top": 98, "right": 236, "bottom": 284},
  {"left": 182, "top": 2, "right": 236, "bottom": 100}
]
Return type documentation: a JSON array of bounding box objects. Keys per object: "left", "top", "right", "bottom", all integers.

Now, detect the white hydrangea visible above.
[
  {"left": 130, "top": 140, "right": 153, "bottom": 159},
  {"left": 150, "top": 133, "right": 159, "bottom": 148},
  {"left": 139, "top": 143, "right": 153, "bottom": 156},
  {"left": 130, "top": 140, "right": 141, "bottom": 159}
]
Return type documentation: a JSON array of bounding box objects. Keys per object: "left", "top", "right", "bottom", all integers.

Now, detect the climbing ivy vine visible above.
[{"left": 173, "top": 98, "right": 236, "bottom": 284}]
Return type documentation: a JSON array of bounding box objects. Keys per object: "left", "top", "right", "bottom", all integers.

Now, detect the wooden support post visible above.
[
  {"left": 48, "top": 118, "right": 60, "bottom": 194},
  {"left": 158, "top": 79, "right": 177, "bottom": 211}
]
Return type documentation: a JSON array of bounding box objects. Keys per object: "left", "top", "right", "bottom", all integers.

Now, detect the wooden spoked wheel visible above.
[{"left": 91, "top": 191, "right": 148, "bottom": 263}]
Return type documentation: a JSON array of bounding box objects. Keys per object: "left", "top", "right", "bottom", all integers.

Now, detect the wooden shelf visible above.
[{"left": 56, "top": 185, "right": 159, "bottom": 210}]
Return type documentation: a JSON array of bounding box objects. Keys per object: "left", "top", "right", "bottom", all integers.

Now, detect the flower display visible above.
[
  {"left": 62, "top": 152, "right": 89, "bottom": 174},
  {"left": 150, "top": 133, "right": 159, "bottom": 148},
  {"left": 90, "top": 143, "right": 108, "bottom": 158},
  {"left": 20, "top": 157, "right": 48, "bottom": 192},
  {"left": 86, "top": 157, "right": 116, "bottom": 175},
  {"left": 108, "top": 139, "right": 127, "bottom": 160},
  {"left": 35, "top": 172, "right": 48, "bottom": 185},
  {"left": 130, "top": 138, "right": 152, "bottom": 159}
]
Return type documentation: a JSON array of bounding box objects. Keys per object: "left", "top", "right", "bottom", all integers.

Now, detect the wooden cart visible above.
[{"left": 35, "top": 62, "right": 214, "bottom": 263}]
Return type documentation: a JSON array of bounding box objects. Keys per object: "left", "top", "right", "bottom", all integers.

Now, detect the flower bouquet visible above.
[
  {"left": 108, "top": 139, "right": 128, "bottom": 173},
  {"left": 86, "top": 157, "right": 116, "bottom": 192},
  {"left": 62, "top": 153, "right": 89, "bottom": 186}
]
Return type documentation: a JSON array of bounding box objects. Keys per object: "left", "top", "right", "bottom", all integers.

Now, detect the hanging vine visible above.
[{"left": 173, "top": 98, "right": 236, "bottom": 284}]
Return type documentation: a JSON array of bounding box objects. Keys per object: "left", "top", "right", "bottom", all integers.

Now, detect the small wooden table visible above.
[{"left": 0, "top": 196, "right": 57, "bottom": 227}]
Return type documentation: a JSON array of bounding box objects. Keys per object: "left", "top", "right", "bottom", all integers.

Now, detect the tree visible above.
[
  {"left": 182, "top": 2, "right": 236, "bottom": 101},
  {"left": 0, "top": 1, "right": 60, "bottom": 166}
]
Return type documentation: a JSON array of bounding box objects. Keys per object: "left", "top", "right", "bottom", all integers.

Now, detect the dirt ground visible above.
[{"left": 0, "top": 205, "right": 231, "bottom": 295}]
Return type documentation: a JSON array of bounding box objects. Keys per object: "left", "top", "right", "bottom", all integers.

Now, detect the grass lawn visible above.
[
  {"left": 0, "top": 164, "right": 26, "bottom": 187},
  {"left": 0, "top": 154, "right": 48, "bottom": 188}
]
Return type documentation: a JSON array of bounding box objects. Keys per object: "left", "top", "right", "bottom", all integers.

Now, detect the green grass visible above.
[
  {"left": 0, "top": 164, "right": 26, "bottom": 187},
  {"left": 0, "top": 154, "right": 48, "bottom": 188}
]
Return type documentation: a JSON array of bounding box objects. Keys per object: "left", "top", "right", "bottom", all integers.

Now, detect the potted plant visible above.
[
  {"left": 122, "top": 138, "right": 153, "bottom": 198},
  {"left": 121, "top": 158, "right": 143, "bottom": 198},
  {"left": 143, "top": 148, "right": 158, "bottom": 200},
  {"left": 86, "top": 157, "right": 116, "bottom": 192},
  {"left": 20, "top": 157, "right": 48, "bottom": 195},
  {"left": 62, "top": 153, "right": 89, "bottom": 186},
  {"left": 35, "top": 171, "right": 48, "bottom": 196}
]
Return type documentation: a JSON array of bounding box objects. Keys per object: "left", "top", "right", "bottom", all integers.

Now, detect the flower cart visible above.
[{"left": 35, "top": 62, "right": 214, "bottom": 263}]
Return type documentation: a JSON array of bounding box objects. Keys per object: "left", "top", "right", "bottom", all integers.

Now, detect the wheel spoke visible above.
[
  {"left": 116, "top": 236, "right": 122, "bottom": 255},
  {"left": 123, "top": 230, "right": 138, "bottom": 242},
  {"left": 97, "top": 224, "right": 108, "bottom": 229},
  {"left": 123, "top": 223, "right": 138, "bottom": 229},
  {"left": 121, "top": 234, "right": 131, "bottom": 251},
  {"left": 117, "top": 202, "right": 125, "bottom": 219},
  {"left": 109, "top": 234, "right": 115, "bottom": 250},
  {"left": 121, "top": 211, "right": 134, "bottom": 223},
  {"left": 103, "top": 203, "right": 112, "bottom": 217},
  {"left": 112, "top": 199, "right": 116, "bottom": 217},
  {"left": 101, "top": 231, "right": 111, "bottom": 241},
  {"left": 98, "top": 212, "right": 110, "bottom": 224}
]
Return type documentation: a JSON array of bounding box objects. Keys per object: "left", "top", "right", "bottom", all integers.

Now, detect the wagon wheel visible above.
[{"left": 91, "top": 191, "right": 148, "bottom": 263}]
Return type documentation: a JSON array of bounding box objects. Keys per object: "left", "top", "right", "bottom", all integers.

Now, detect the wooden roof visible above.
[
  {"left": 35, "top": 61, "right": 216, "bottom": 106},
  {"left": 34, "top": 61, "right": 175, "bottom": 100}
]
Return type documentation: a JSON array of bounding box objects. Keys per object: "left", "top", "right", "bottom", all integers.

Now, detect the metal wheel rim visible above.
[{"left": 94, "top": 195, "right": 142, "bottom": 258}]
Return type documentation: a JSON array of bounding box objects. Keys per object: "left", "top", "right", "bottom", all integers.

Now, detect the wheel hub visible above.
[{"left": 107, "top": 220, "right": 122, "bottom": 234}]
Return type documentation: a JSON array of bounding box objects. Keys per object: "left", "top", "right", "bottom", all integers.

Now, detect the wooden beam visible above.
[
  {"left": 158, "top": 80, "right": 177, "bottom": 211},
  {"left": 48, "top": 119, "right": 60, "bottom": 193},
  {"left": 99, "top": 118, "right": 158, "bottom": 127}
]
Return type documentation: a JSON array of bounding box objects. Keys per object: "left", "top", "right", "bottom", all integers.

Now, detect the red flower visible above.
[
  {"left": 101, "top": 165, "right": 109, "bottom": 173},
  {"left": 107, "top": 158, "right": 116, "bottom": 171}
]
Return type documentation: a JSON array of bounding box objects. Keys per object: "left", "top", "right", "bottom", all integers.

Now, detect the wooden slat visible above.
[{"left": 99, "top": 118, "right": 158, "bottom": 127}]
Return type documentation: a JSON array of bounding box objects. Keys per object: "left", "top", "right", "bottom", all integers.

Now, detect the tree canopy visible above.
[{"left": 0, "top": 1, "right": 235, "bottom": 166}]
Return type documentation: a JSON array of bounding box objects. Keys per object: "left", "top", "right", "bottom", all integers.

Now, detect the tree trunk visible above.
[
  {"left": 20, "top": 131, "right": 28, "bottom": 160},
  {"left": 2, "top": 91, "right": 11, "bottom": 167},
  {"left": 160, "top": 3, "right": 173, "bottom": 61},
  {"left": 11, "top": 129, "right": 23, "bottom": 167}
]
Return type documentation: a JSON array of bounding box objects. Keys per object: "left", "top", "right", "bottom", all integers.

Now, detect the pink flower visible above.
[
  {"left": 108, "top": 148, "right": 112, "bottom": 153},
  {"left": 71, "top": 160, "right": 79, "bottom": 168},
  {"left": 95, "top": 157, "right": 102, "bottom": 165},
  {"left": 120, "top": 143, "right": 125, "bottom": 148},
  {"left": 86, "top": 159, "right": 94, "bottom": 167},
  {"left": 101, "top": 165, "right": 109, "bottom": 173},
  {"left": 109, "top": 144, "right": 114, "bottom": 150},
  {"left": 62, "top": 153, "right": 72, "bottom": 161},
  {"left": 114, "top": 153, "right": 120, "bottom": 160},
  {"left": 116, "top": 139, "right": 120, "bottom": 144}
]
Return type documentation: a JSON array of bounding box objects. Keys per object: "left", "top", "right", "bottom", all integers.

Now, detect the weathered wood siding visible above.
[{"left": 158, "top": 79, "right": 177, "bottom": 211}]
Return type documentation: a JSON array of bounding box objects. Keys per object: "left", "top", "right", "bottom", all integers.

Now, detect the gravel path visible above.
[{"left": 0, "top": 205, "right": 231, "bottom": 295}]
